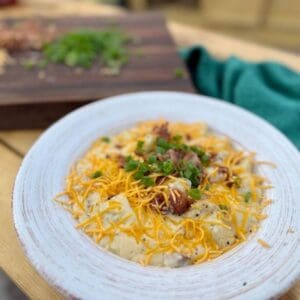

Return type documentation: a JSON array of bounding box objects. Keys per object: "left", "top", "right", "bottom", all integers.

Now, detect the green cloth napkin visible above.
[{"left": 180, "top": 46, "right": 300, "bottom": 148}]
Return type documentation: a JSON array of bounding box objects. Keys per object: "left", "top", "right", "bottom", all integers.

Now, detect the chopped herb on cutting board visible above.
[
  {"left": 24, "top": 29, "right": 131, "bottom": 73},
  {"left": 43, "top": 29, "right": 130, "bottom": 71}
]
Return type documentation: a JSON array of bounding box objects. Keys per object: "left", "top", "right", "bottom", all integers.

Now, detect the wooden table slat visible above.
[
  {"left": 168, "top": 21, "right": 300, "bottom": 71},
  {"left": 0, "top": 130, "right": 42, "bottom": 155},
  {"left": 0, "top": 144, "right": 62, "bottom": 299}
]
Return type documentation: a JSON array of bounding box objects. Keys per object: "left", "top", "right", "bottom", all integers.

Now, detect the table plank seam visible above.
[{"left": 0, "top": 139, "right": 24, "bottom": 158}]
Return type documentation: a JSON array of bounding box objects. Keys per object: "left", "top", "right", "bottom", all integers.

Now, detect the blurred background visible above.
[
  {"left": 0, "top": 0, "right": 299, "bottom": 52},
  {"left": 125, "top": 0, "right": 300, "bottom": 52},
  {"left": 0, "top": 0, "right": 299, "bottom": 299}
]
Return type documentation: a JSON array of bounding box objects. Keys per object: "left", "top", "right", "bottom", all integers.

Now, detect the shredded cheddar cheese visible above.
[
  {"left": 257, "top": 239, "right": 271, "bottom": 248},
  {"left": 55, "top": 120, "right": 272, "bottom": 267}
]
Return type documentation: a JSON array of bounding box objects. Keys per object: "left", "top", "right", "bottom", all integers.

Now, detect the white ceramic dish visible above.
[{"left": 13, "top": 91, "right": 300, "bottom": 299}]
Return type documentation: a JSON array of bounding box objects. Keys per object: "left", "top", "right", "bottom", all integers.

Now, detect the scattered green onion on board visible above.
[{"left": 174, "top": 67, "right": 185, "bottom": 78}]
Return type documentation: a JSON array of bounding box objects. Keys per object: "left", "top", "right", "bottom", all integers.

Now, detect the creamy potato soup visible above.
[{"left": 56, "top": 120, "right": 271, "bottom": 267}]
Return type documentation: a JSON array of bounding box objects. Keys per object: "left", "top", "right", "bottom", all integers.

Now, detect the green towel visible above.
[{"left": 180, "top": 46, "right": 300, "bottom": 148}]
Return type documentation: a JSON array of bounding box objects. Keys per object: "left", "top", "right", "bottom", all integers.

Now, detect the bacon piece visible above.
[
  {"left": 218, "top": 166, "right": 230, "bottom": 180},
  {"left": 209, "top": 166, "right": 230, "bottom": 183},
  {"left": 168, "top": 149, "right": 184, "bottom": 164},
  {"left": 169, "top": 189, "right": 191, "bottom": 215},
  {"left": 149, "top": 194, "right": 169, "bottom": 214},
  {"left": 183, "top": 151, "right": 201, "bottom": 168},
  {"left": 0, "top": 21, "right": 57, "bottom": 51},
  {"left": 186, "top": 134, "right": 191, "bottom": 141},
  {"left": 150, "top": 189, "right": 192, "bottom": 215},
  {"left": 116, "top": 155, "right": 126, "bottom": 168},
  {"left": 153, "top": 122, "right": 171, "bottom": 141},
  {"left": 155, "top": 176, "right": 168, "bottom": 185},
  {"left": 157, "top": 149, "right": 184, "bottom": 166},
  {"left": 208, "top": 152, "right": 217, "bottom": 161},
  {"left": 226, "top": 175, "right": 240, "bottom": 188}
]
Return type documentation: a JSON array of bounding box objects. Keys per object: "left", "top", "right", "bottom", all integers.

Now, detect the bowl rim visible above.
[{"left": 13, "top": 91, "right": 300, "bottom": 299}]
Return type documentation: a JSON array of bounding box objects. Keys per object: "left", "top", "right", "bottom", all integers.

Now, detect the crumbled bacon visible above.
[
  {"left": 167, "top": 149, "right": 184, "bottom": 164},
  {"left": 197, "top": 169, "right": 207, "bottom": 184},
  {"left": 159, "top": 149, "right": 203, "bottom": 169},
  {"left": 208, "top": 152, "right": 217, "bottom": 162},
  {"left": 0, "top": 21, "right": 57, "bottom": 51},
  {"left": 149, "top": 194, "right": 168, "bottom": 214},
  {"left": 150, "top": 189, "right": 192, "bottom": 215},
  {"left": 157, "top": 148, "right": 184, "bottom": 165},
  {"left": 169, "top": 189, "right": 191, "bottom": 215},
  {"left": 183, "top": 151, "right": 201, "bottom": 168},
  {"left": 156, "top": 153, "right": 165, "bottom": 162},
  {"left": 209, "top": 166, "right": 230, "bottom": 183},
  {"left": 153, "top": 122, "right": 171, "bottom": 140},
  {"left": 116, "top": 155, "right": 126, "bottom": 168},
  {"left": 218, "top": 166, "right": 230, "bottom": 180},
  {"left": 226, "top": 174, "right": 240, "bottom": 188},
  {"left": 155, "top": 176, "right": 168, "bottom": 185}
]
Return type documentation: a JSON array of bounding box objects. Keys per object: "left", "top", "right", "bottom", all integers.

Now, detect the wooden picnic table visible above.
[{"left": 0, "top": 1, "right": 299, "bottom": 299}]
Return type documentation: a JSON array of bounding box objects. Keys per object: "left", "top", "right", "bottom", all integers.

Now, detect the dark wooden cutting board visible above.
[{"left": 0, "top": 13, "right": 194, "bottom": 129}]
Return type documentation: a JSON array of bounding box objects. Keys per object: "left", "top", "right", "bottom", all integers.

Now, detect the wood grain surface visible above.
[
  {"left": 0, "top": 143, "right": 62, "bottom": 299},
  {"left": 0, "top": 1, "right": 299, "bottom": 299},
  {"left": 0, "top": 13, "right": 193, "bottom": 129}
]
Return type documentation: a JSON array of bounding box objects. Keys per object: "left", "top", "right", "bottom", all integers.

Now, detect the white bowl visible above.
[{"left": 13, "top": 91, "right": 300, "bottom": 299}]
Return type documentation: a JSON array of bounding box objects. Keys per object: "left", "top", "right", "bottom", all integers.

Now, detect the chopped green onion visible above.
[
  {"left": 141, "top": 176, "right": 155, "bottom": 187},
  {"left": 156, "top": 137, "right": 171, "bottom": 150},
  {"left": 36, "top": 59, "right": 48, "bottom": 68},
  {"left": 201, "top": 154, "right": 210, "bottom": 166},
  {"left": 171, "top": 135, "right": 183, "bottom": 144},
  {"left": 181, "top": 162, "right": 201, "bottom": 187},
  {"left": 190, "top": 145, "right": 205, "bottom": 157},
  {"left": 156, "top": 146, "right": 166, "bottom": 154},
  {"left": 219, "top": 204, "right": 228, "bottom": 210},
  {"left": 183, "top": 168, "right": 192, "bottom": 179},
  {"left": 233, "top": 176, "right": 241, "bottom": 188},
  {"left": 21, "top": 59, "right": 36, "bottom": 70},
  {"left": 139, "top": 162, "right": 150, "bottom": 174},
  {"left": 205, "top": 184, "right": 210, "bottom": 191},
  {"left": 91, "top": 170, "right": 102, "bottom": 179},
  {"left": 177, "top": 143, "right": 189, "bottom": 152},
  {"left": 122, "top": 133, "right": 211, "bottom": 189},
  {"left": 136, "top": 49, "right": 144, "bottom": 57},
  {"left": 147, "top": 154, "right": 157, "bottom": 164},
  {"left": 162, "top": 160, "right": 175, "bottom": 175},
  {"left": 125, "top": 155, "right": 132, "bottom": 162},
  {"left": 152, "top": 161, "right": 163, "bottom": 173},
  {"left": 135, "top": 140, "right": 144, "bottom": 155},
  {"left": 124, "top": 159, "right": 139, "bottom": 171},
  {"left": 189, "top": 188, "right": 202, "bottom": 200},
  {"left": 101, "top": 136, "right": 110, "bottom": 143},
  {"left": 174, "top": 67, "right": 185, "bottom": 78},
  {"left": 244, "top": 191, "right": 252, "bottom": 203},
  {"left": 134, "top": 171, "right": 144, "bottom": 180},
  {"left": 43, "top": 29, "right": 130, "bottom": 70}
]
